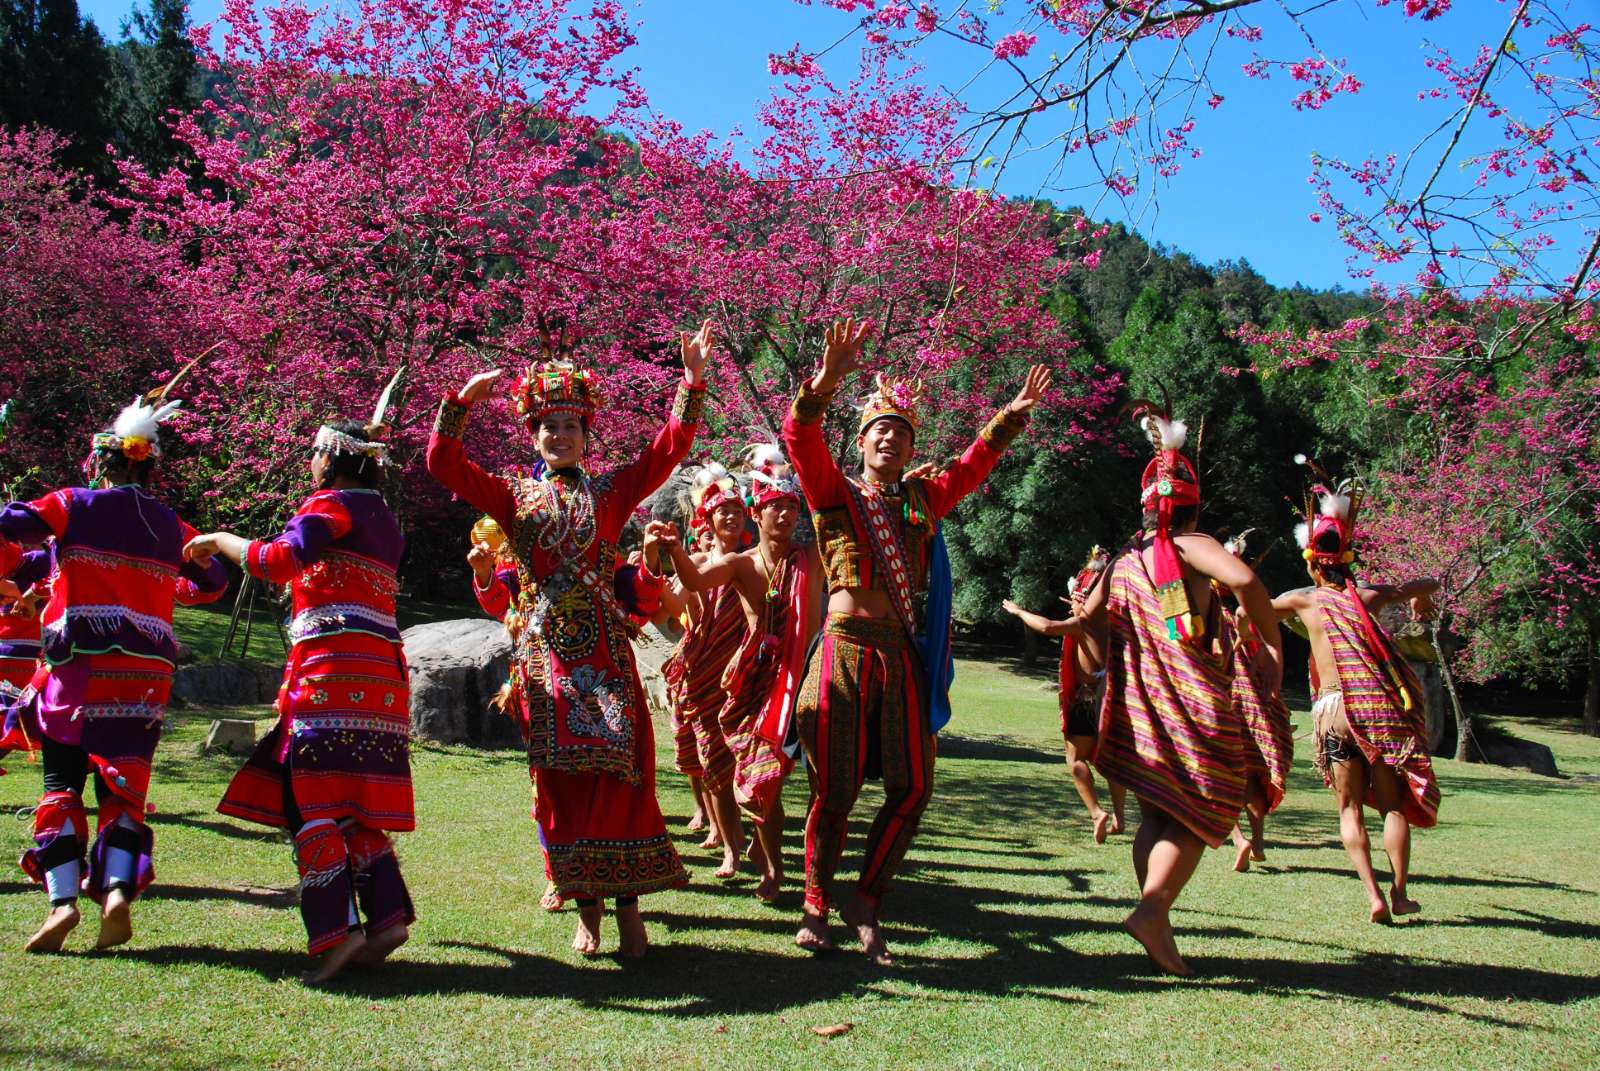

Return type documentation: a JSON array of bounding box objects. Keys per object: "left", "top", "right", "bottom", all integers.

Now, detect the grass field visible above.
[{"left": 0, "top": 641, "right": 1595, "bottom": 1070}]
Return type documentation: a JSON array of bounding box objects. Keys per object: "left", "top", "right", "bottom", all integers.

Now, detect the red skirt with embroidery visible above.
[{"left": 219, "top": 632, "right": 414, "bottom": 831}]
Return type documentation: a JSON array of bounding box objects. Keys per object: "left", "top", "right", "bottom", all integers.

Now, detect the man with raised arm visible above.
[{"left": 782, "top": 316, "right": 1049, "bottom": 964}]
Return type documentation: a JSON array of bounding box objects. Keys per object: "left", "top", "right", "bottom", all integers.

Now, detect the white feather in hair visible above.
[
  {"left": 1293, "top": 522, "right": 1310, "bottom": 549},
  {"left": 111, "top": 396, "right": 181, "bottom": 455},
  {"left": 1139, "top": 413, "right": 1188, "bottom": 451},
  {"left": 745, "top": 443, "right": 786, "bottom": 471},
  {"left": 1319, "top": 492, "right": 1351, "bottom": 520}
]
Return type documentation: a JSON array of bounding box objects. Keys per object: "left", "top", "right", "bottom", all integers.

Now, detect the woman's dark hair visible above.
[
  {"left": 1142, "top": 503, "right": 1199, "bottom": 532},
  {"left": 316, "top": 419, "right": 385, "bottom": 490},
  {"left": 88, "top": 440, "right": 154, "bottom": 489}
]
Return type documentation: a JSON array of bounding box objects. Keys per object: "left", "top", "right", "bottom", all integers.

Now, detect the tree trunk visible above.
[
  {"left": 1585, "top": 617, "right": 1599, "bottom": 738},
  {"left": 1019, "top": 625, "right": 1039, "bottom": 669},
  {"left": 1432, "top": 616, "right": 1479, "bottom": 763}
]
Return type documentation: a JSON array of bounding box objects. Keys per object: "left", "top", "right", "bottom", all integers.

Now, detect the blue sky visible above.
[{"left": 78, "top": 0, "right": 1541, "bottom": 292}]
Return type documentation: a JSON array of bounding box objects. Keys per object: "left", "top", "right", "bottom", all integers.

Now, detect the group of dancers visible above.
[{"left": 0, "top": 316, "right": 1441, "bottom": 982}]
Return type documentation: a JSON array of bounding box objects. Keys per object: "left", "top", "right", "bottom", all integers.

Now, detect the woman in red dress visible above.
[{"left": 427, "top": 322, "right": 715, "bottom": 957}]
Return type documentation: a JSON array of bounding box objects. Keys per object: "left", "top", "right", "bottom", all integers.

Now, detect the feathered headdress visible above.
[
  {"left": 1127, "top": 390, "right": 1203, "bottom": 642},
  {"left": 1293, "top": 454, "right": 1361, "bottom": 567},
  {"left": 311, "top": 365, "right": 404, "bottom": 468},
  {"left": 744, "top": 442, "right": 803, "bottom": 509},
  {"left": 858, "top": 374, "right": 923, "bottom": 435},
  {"left": 1066, "top": 544, "right": 1110, "bottom": 597},
  {"left": 508, "top": 314, "right": 598, "bottom": 427},
  {"left": 91, "top": 397, "right": 182, "bottom": 463},
  {"left": 685, "top": 462, "right": 740, "bottom": 531}
]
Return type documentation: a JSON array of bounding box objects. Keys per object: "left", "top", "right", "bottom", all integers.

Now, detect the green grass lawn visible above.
[{"left": 0, "top": 648, "right": 1595, "bottom": 1069}]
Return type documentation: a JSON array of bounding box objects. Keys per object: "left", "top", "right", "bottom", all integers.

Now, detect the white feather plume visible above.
[
  {"left": 1066, "top": 576, "right": 1080, "bottom": 596},
  {"left": 1293, "top": 522, "right": 1310, "bottom": 549},
  {"left": 745, "top": 443, "right": 787, "bottom": 471},
  {"left": 1293, "top": 453, "right": 1308, "bottom": 466},
  {"left": 1319, "top": 492, "right": 1351, "bottom": 520},
  {"left": 111, "top": 396, "right": 180, "bottom": 455},
  {"left": 1139, "top": 413, "right": 1188, "bottom": 451},
  {"left": 691, "top": 462, "right": 731, "bottom": 490}
]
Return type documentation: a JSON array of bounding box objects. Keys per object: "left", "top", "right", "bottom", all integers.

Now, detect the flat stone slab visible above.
[{"left": 204, "top": 718, "right": 257, "bottom": 755}]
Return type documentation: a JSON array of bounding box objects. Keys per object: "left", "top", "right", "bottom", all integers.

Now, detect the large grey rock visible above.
[
  {"left": 1481, "top": 733, "right": 1560, "bottom": 777},
  {"left": 634, "top": 624, "right": 680, "bottom": 721},
  {"left": 403, "top": 618, "right": 518, "bottom": 747},
  {"left": 173, "top": 660, "right": 266, "bottom": 706}
]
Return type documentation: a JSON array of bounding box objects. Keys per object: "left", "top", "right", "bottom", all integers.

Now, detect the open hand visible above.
[
  {"left": 680, "top": 320, "right": 716, "bottom": 387},
  {"left": 1001, "top": 598, "right": 1024, "bottom": 617},
  {"left": 645, "top": 520, "right": 681, "bottom": 552},
  {"left": 815, "top": 317, "right": 871, "bottom": 391},
  {"left": 459, "top": 369, "right": 503, "bottom": 403},
  {"left": 1006, "top": 364, "right": 1052, "bottom": 417},
  {"left": 1248, "top": 643, "right": 1283, "bottom": 695}
]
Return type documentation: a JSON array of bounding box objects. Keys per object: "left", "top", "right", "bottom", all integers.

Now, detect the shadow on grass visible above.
[{"left": 149, "top": 810, "right": 283, "bottom": 843}]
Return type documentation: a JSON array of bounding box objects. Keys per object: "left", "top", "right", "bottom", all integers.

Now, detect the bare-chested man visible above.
[{"left": 1272, "top": 463, "right": 1440, "bottom": 923}]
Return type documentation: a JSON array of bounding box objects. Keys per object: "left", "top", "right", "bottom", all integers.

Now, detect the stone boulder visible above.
[
  {"left": 634, "top": 624, "right": 681, "bottom": 721},
  {"left": 1481, "top": 733, "right": 1560, "bottom": 777},
  {"left": 173, "top": 659, "right": 268, "bottom": 706},
  {"left": 403, "top": 618, "right": 519, "bottom": 747},
  {"left": 203, "top": 718, "right": 257, "bottom": 755}
]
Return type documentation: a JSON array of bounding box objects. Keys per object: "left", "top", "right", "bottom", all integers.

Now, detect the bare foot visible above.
[
  {"left": 1111, "top": 812, "right": 1126, "bottom": 835},
  {"left": 686, "top": 811, "right": 708, "bottom": 833},
  {"left": 95, "top": 888, "right": 133, "bottom": 950},
  {"left": 715, "top": 846, "right": 740, "bottom": 880},
  {"left": 1092, "top": 810, "right": 1112, "bottom": 845},
  {"left": 25, "top": 903, "right": 79, "bottom": 953},
  {"left": 795, "top": 910, "right": 836, "bottom": 953},
  {"left": 540, "top": 881, "right": 565, "bottom": 912},
  {"left": 1250, "top": 844, "right": 1266, "bottom": 863},
  {"left": 361, "top": 923, "right": 409, "bottom": 965},
  {"left": 616, "top": 902, "right": 648, "bottom": 959},
  {"left": 1369, "top": 895, "right": 1393, "bottom": 925},
  {"left": 1390, "top": 887, "right": 1420, "bottom": 917},
  {"left": 1232, "top": 839, "right": 1252, "bottom": 873},
  {"left": 1122, "top": 903, "right": 1193, "bottom": 977},
  {"left": 303, "top": 930, "right": 367, "bottom": 985},
  {"left": 700, "top": 829, "right": 722, "bottom": 851},
  {"left": 573, "top": 901, "right": 604, "bottom": 956},
  {"left": 838, "top": 893, "right": 891, "bottom": 966},
  {"left": 755, "top": 871, "right": 781, "bottom": 904}
]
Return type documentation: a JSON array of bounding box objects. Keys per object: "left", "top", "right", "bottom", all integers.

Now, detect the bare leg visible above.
[
  {"left": 838, "top": 891, "right": 891, "bottom": 966},
  {"left": 616, "top": 900, "right": 648, "bottom": 958},
  {"left": 707, "top": 782, "right": 745, "bottom": 879},
  {"left": 1123, "top": 809, "right": 1203, "bottom": 977},
  {"left": 572, "top": 900, "right": 604, "bottom": 955},
  {"left": 753, "top": 800, "right": 785, "bottom": 903},
  {"left": 685, "top": 775, "right": 708, "bottom": 832},
  {"left": 1230, "top": 822, "right": 1252, "bottom": 873},
  {"left": 94, "top": 887, "right": 133, "bottom": 950},
  {"left": 1367, "top": 761, "right": 1419, "bottom": 916},
  {"left": 1065, "top": 735, "right": 1111, "bottom": 842},
  {"left": 1244, "top": 775, "right": 1268, "bottom": 862},
  {"left": 1131, "top": 798, "right": 1158, "bottom": 893},
  {"left": 303, "top": 929, "right": 367, "bottom": 985},
  {"left": 361, "top": 923, "right": 409, "bottom": 965},
  {"left": 25, "top": 903, "right": 80, "bottom": 954},
  {"left": 1332, "top": 758, "right": 1390, "bottom": 924},
  {"left": 1109, "top": 779, "right": 1128, "bottom": 834}
]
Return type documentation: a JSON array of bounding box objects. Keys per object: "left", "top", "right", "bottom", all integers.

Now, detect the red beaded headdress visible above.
[
  {"left": 1293, "top": 454, "right": 1360, "bottom": 567},
  {"left": 511, "top": 316, "right": 599, "bottom": 427},
  {"left": 687, "top": 462, "right": 740, "bottom": 529},
  {"left": 1066, "top": 545, "right": 1110, "bottom": 598},
  {"left": 858, "top": 374, "right": 923, "bottom": 436},
  {"left": 744, "top": 444, "right": 803, "bottom": 509},
  {"left": 1130, "top": 393, "right": 1202, "bottom": 642}
]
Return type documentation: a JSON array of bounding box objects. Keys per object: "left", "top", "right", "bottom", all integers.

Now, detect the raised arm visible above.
[
  {"left": 921, "top": 365, "right": 1048, "bottom": 518},
  {"left": 602, "top": 322, "right": 714, "bottom": 523},
  {"left": 782, "top": 318, "right": 872, "bottom": 511},
  {"left": 426, "top": 370, "right": 517, "bottom": 528},
  {"left": 654, "top": 522, "right": 741, "bottom": 593},
  {"left": 1360, "top": 576, "right": 1440, "bottom": 617},
  {"left": 1180, "top": 533, "right": 1283, "bottom": 690}
]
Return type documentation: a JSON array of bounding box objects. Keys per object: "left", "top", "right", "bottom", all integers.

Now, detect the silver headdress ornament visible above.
[{"left": 313, "top": 364, "right": 406, "bottom": 468}]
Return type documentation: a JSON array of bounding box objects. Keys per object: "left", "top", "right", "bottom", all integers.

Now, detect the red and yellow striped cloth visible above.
[{"left": 1094, "top": 551, "right": 1245, "bottom": 848}]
